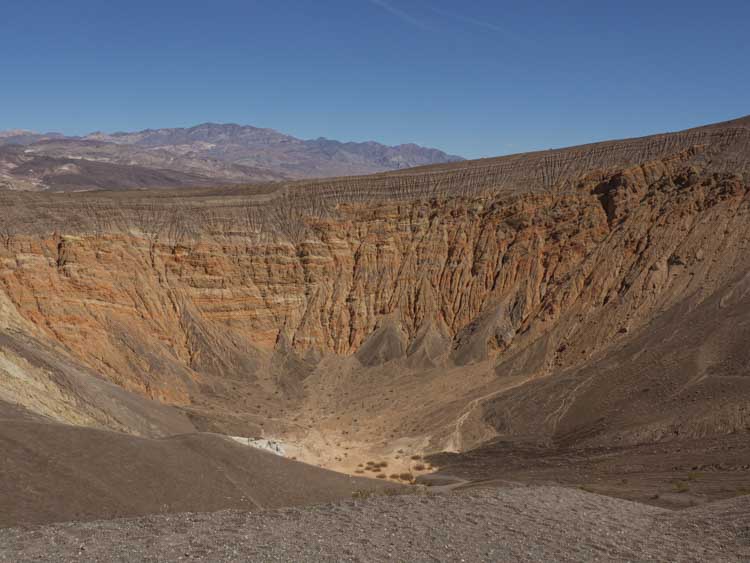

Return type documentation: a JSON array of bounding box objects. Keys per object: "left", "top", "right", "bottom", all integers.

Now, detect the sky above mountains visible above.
[{"left": 1, "top": 0, "right": 748, "bottom": 159}]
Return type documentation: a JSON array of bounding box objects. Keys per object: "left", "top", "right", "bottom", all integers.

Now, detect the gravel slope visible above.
[
  {"left": 2, "top": 486, "right": 748, "bottom": 562},
  {"left": 0, "top": 406, "right": 397, "bottom": 527}
]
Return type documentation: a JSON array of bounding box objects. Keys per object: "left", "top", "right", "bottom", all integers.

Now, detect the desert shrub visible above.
[
  {"left": 410, "top": 455, "right": 422, "bottom": 461},
  {"left": 376, "top": 474, "right": 386, "bottom": 479},
  {"left": 414, "top": 464, "right": 425, "bottom": 471},
  {"left": 399, "top": 472, "right": 414, "bottom": 482},
  {"left": 673, "top": 480, "right": 690, "bottom": 493}
]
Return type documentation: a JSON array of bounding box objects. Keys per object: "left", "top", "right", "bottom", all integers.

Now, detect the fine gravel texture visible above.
[{"left": 1, "top": 486, "right": 749, "bottom": 562}]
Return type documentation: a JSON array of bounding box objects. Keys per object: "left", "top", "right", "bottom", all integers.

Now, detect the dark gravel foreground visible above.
[{"left": 1, "top": 486, "right": 748, "bottom": 562}]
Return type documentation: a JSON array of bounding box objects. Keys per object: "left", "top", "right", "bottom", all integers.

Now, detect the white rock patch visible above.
[{"left": 230, "top": 436, "right": 286, "bottom": 456}]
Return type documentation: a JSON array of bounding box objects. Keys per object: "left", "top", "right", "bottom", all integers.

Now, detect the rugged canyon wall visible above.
[{"left": 1, "top": 116, "right": 749, "bottom": 450}]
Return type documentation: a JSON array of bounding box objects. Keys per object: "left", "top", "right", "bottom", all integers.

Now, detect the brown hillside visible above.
[{"left": 0, "top": 400, "right": 396, "bottom": 527}]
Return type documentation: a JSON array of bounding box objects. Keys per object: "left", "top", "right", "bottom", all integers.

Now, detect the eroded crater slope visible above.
[{"left": 1, "top": 115, "right": 750, "bottom": 511}]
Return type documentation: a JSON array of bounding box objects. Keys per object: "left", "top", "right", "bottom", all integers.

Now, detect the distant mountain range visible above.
[{"left": 0, "top": 123, "right": 463, "bottom": 191}]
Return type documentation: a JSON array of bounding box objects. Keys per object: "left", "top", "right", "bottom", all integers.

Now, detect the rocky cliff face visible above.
[{"left": 1, "top": 116, "right": 749, "bottom": 461}]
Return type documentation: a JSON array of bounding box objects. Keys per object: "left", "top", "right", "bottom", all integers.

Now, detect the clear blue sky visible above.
[{"left": 1, "top": 0, "right": 748, "bottom": 158}]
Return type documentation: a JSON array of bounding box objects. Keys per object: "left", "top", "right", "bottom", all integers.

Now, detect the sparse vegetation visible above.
[{"left": 672, "top": 481, "right": 690, "bottom": 493}]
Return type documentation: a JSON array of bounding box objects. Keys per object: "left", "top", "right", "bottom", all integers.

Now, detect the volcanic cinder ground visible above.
[{"left": 1, "top": 116, "right": 750, "bottom": 561}]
